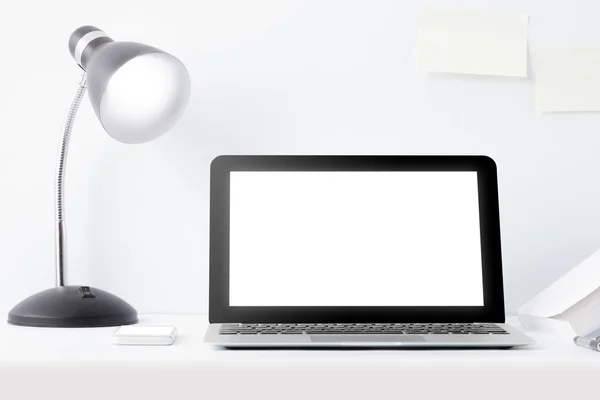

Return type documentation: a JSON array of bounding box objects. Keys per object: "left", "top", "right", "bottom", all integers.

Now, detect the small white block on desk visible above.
[{"left": 112, "top": 325, "right": 177, "bottom": 346}]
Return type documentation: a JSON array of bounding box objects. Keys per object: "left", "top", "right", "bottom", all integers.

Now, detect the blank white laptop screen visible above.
[{"left": 229, "top": 171, "right": 484, "bottom": 307}]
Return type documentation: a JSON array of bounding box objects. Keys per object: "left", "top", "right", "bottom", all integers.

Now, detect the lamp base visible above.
[{"left": 7, "top": 286, "right": 138, "bottom": 328}]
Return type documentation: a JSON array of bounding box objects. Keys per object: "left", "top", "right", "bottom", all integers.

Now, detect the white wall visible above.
[{"left": 2, "top": 0, "right": 600, "bottom": 315}]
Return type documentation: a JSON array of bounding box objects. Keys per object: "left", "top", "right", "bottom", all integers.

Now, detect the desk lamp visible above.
[{"left": 7, "top": 26, "right": 191, "bottom": 327}]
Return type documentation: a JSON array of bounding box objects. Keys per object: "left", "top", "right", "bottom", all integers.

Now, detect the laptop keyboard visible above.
[{"left": 220, "top": 323, "right": 507, "bottom": 335}]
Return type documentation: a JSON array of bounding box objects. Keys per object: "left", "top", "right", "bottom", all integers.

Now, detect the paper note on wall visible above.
[
  {"left": 535, "top": 47, "right": 600, "bottom": 112},
  {"left": 417, "top": 11, "right": 529, "bottom": 77}
]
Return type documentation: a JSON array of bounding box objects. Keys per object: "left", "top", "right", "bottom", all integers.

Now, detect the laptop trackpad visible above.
[{"left": 310, "top": 335, "right": 426, "bottom": 343}]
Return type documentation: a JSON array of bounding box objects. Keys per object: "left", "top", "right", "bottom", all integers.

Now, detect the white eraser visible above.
[{"left": 112, "top": 325, "right": 177, "bottom": 346}]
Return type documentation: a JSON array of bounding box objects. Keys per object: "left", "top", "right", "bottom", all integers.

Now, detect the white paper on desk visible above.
[
  {"left": 517, "top": 248, "right": 600, "bottom": 336},
  {"left": 535, "top": 47, "right": 600, "bottom": 112},
  {"left": 417, "top": 11, "right": 529, "bottom": 77}
]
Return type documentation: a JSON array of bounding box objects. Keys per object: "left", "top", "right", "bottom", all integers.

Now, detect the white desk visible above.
[{"left": 0, "top": 315, "right": 595, "bottom": 400}]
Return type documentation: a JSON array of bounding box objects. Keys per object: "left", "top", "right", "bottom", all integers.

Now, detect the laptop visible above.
[{"left": 204, "top": 155, "right": 534, "bottom": 348}]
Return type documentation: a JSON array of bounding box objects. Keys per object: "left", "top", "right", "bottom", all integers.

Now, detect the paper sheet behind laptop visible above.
[
  {"left": 417, "top": 11, "right": 529, "bottom": 77},
  {"left": 535, "top": 47, "right": 600, "bottom": 112},
  {"left": 517, "top": 248, "right": 600, "bottom": 336}
]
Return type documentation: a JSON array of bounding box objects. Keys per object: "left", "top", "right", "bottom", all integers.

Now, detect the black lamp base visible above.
[{"left": 7, "top": 286, "right": 138, "bottom": 328}]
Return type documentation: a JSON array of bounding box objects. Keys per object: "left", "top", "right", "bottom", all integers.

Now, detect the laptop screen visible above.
[{"left": 228, "top": 171, "right": 484, "bottom": 307}]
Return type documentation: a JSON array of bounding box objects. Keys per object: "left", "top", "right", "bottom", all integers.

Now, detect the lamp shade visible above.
[{"left": 69, "top": 26, "right": 191, "bottom": 144}]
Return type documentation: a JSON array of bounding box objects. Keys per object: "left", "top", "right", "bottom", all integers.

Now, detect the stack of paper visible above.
[{"left": 518, "top": 248, "right": 600, "bottom": 336}]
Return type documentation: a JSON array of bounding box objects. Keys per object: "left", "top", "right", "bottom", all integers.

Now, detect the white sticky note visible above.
[
  {"left": 417, "top": 11, "right": 529, "bottom": 77},
  {"left": 535, "top": 47, "right": 600, "bottom": 112}
]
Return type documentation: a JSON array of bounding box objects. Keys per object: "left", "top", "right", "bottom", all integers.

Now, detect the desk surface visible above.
[
  {"left": 0, "top": 315, "right": 592, "bottom": 365},
  {"left": 0, "top": 315, "right": 596, "bottom": 400}
]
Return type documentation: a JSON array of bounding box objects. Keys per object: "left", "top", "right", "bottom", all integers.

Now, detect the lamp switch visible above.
[{"left": 78, "top": 286, "right": 96, "bottom": 299}]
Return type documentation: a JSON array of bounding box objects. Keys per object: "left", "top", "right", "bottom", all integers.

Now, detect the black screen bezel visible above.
[{"left": 209, "top": 155, "right": 505, "bottom": 323}]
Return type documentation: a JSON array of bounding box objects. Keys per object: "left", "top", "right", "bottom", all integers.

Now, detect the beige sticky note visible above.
[
  {"left": 417, "top": 11, "right": 529, "bottom": 77},
  {"left": 535, "top": 47, "right": 600, "bottom": 112}
]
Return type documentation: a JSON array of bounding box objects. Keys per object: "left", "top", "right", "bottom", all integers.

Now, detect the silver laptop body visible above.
[{"left": 204, "top": 156, "right": 534, "bottom": 349}]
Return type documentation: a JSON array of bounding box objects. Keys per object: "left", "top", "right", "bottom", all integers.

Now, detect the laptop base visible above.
[{"left": 204, "top": 323, "right": 534, "bottom": 349}]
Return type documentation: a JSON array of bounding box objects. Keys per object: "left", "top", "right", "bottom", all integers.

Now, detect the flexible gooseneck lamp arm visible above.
[{"left": 55, "top": 74, "right": 87, "bottom": 287}]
